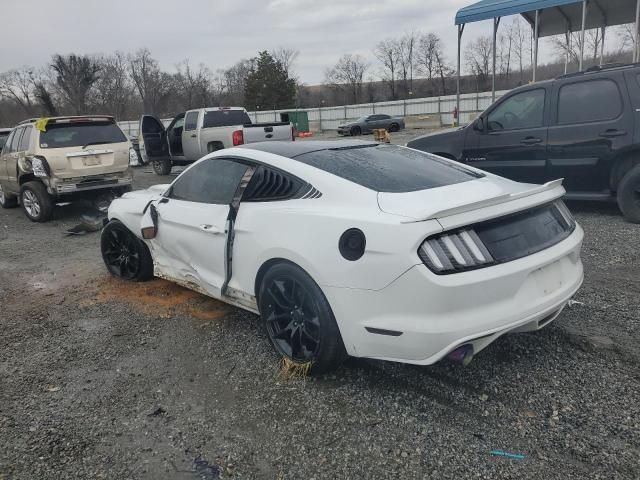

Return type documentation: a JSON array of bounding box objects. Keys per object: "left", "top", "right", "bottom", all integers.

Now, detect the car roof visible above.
[{"left": 236, "top": 140, "right": 379, "bottom": 159}]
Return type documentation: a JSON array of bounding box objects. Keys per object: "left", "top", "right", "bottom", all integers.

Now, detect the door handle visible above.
[
  {"left": 190, "top": 134, "right": 197, "bottom": 138},
  {"left": 520, "top": 137, "right": 543, "bottom": 145},
  {"left": 199, "top": 224, "right": 223, "bottom": 234},
  {"left": 599, "top": 129, "right": 626, "bottom": 138}
]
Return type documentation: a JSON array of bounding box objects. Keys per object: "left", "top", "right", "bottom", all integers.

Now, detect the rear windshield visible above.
[
  {"left": 295, "top": 144, "right": 483, "bottom": 193},
  {"left": 0, "top": 132, "right": 9, "bottom": 149},
  {"left": 203, "top": 110, "right": 251, "bottom": 128},
  {"left": 39, "top": 121, "right": 127, "bottom": 149}
]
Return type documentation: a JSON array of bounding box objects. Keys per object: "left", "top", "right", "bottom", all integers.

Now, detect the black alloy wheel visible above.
[
  {"left": 350, "top": 126, "right": 361, "bottom": 136},
  {"left": 259, "top": 262, "right": 347, "bottom": 372},
  {"left": 101, "top": 221, "right": 153, "bottom": 281}
]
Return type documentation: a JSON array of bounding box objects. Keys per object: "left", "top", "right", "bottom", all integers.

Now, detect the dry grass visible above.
[{"left": 278, "top": 357, "right": 312, "bottom": 380}]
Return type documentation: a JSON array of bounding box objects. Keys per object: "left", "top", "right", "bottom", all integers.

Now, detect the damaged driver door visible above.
[{"left": 144, "top": 158, "right": 249, "bottom": 297}]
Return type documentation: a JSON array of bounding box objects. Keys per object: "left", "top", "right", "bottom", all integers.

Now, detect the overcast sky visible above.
[{"left": 2, "top": 0, "right": 544, "bottom": 84}]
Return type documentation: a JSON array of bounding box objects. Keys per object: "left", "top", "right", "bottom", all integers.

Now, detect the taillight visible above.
[
  {"left": 419, "top": 229, "right": 495, "bottom": 274},
  {"left": 291, "top": 126, "right": 296, "bottom": 142},
  {"left": 31, "top": 155, "right": 51, "bottom": 177},
  {"left": 232, "top": 130, "right": 244, "bottom": 146}
]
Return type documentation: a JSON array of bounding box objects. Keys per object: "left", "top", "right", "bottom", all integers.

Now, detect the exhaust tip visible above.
[{"left": 447, "top": 344, "right": 474, "bottom": 366}]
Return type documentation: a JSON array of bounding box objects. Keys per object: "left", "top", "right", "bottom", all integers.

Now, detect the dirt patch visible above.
[{"left": 82, "top": 276, "right": 232, "bottom": 321}]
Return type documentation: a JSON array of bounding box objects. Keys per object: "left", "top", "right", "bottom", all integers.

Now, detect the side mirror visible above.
[{"left": 474, "top": 117, "right": 485, "bottom": 132}]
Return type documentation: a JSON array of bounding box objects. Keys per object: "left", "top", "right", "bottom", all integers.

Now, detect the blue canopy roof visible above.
[
  {"left": 455, "top": 0, "right": 580, "bottom": 25},
  {"left": 456, "top": 0, "right": 638, "bottom": 37}
]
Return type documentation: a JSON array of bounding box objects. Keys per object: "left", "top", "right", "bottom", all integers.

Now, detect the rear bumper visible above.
[
  {"left": 323, "top": 225, "right": 584, "bottom": 365},
  {"left": 48, "top": 172, "right": 132, "bottom": 195}
]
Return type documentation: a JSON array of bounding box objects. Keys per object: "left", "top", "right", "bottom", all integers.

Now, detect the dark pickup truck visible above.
[{"left": 407, "top": 63, "right": 640, "bottom": 223}]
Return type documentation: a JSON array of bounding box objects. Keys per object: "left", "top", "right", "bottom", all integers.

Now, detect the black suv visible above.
[{"left": 407, "top": 64, "right": 640, "bottom": 223}]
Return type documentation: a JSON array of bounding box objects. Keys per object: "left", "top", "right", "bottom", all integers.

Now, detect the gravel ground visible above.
[{"left": 1, "top": 132, "right": 639, "bottom": 479}]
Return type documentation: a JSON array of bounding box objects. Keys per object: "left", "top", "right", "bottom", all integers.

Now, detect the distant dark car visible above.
[
  {"left": 337, "top": 114, "right": 405, "bottom": 136},
  {"left": 407, "top": 63, "right": 640, "bottom": 223},
  {"left": 0, "top": 128, "right": 11, "bottom": 150}
]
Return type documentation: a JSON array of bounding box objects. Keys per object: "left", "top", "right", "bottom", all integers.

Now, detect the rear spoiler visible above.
[{"left": 402, "top": 179, "right": 565, "bottom": 223}]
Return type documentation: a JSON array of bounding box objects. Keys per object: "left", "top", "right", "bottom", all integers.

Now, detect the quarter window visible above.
[
  {"left": 557, "top": 79, "right": 622, "bottom": 125},
  {"left": 488, "top": 89, "right": 545, "bottom": 131},
  {"left": 169, "top": 158, "right": 248, "bottom": 204},
  {"left": 18, "top": 126, "right": 32, "bottom": 152},
  {"left": 184, "top": 111, "right": 199, "bottom": 131}
]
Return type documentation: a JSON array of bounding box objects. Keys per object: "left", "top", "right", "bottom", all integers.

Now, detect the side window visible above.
[
  {"left": 184, "top": 111, "right": 199, "bottom": 131},
  {"left": 379, "top": 114, "right": 391, "bottom": 120},
  {"left": 557, "top": 79, "right": 622, "bottom": 125},
  {"left": 7, "top": 128, "right": 23, "bottom": 153},
  {"left": 487, "top": 89, "right": 545, "bottom": 131},
  {"left": 18, "top": 126, "right": 32, "bottom": 152},
  {"left": 2, "top": 130, "right": 16, "bottom": 155},
  {"left": 169, "top": 158, "right": 248, "bottom": 204}
]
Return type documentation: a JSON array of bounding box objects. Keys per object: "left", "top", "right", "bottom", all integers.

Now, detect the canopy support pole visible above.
[
  {"left": 492, "top": 17, "right": 500, "bottom": 102},
  {"left": 579, "top": 0, "right": 587, "bottom": 71},
  {"left": 635, "top": 0, "right": 640, "bottom": 62},
  {"left": 564, "top": 30, "right": 570, "bottom": 74},
  {"left": 533, "top": 10, "right": 539, "bottom": 82},
  {"left": 600, "top": 26, "right": 605, "bottom": 66},
  {"left": 456, "top": 23, "right": 464, "bottom": 125}
]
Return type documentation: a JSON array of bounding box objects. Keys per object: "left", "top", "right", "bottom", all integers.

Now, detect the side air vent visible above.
[{"left": 244, "top": 166, "right": 303, "bottom": 202}]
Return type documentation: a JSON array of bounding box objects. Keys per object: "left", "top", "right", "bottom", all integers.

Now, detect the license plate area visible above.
[
  {"left": 83, "top": 156, "right": 101, "bottom": 166},
  {"left": 532, "top": 260, "right": 563, "bottom": 296}
]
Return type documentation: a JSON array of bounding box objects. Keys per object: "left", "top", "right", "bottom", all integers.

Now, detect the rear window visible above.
[
  {"left": 39, "top": 121, "right": 127, "bottom": 149},
  {"left": 295, "top": 144, "right": 482, "bottom": 193},
  {"left": 203, "top": 110, "right": 251, "bottom": 128},
  {"left": 0, "top": 132, "right": 9, "bottom": 150}
]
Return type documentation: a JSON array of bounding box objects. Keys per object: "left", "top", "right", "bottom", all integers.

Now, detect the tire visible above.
[
  {"left": 617, "top": 165, "right": 640, "bottom": 223},
  {"left": 388, "top": 123, "right": 400, "bottom": 132},
  {"left": 20, "top": 181, "right": 54, "bottom": 222},
  {"left": 258, "top": 262, "right": 347, "bottom": 374},
  {"left": 0, "top": 183, "right": 18, "bottom": 208},
  {"left": 350, "top": 126, "right": 361, "bottom": 136},
  {"left": 152, "top": 158, "right": 172, "bottom": 176},
  {"left": 101, "top": 220, "right": 154, "bottom": 281}
]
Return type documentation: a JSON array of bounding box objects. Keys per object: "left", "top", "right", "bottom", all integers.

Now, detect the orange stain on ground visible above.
[{"left": 83, "top": 277, "right": 231, "bottom": 321}]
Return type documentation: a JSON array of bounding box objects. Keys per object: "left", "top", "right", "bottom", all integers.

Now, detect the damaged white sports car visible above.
[{"left": 102, "top": 141, "right": 584, "bottom": 372}]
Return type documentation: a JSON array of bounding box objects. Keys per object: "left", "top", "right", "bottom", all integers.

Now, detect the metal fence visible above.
[{"left": 118, "top": 89, "right": 508, "bottom": 138}]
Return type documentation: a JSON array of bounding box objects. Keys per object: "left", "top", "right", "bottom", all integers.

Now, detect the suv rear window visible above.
[
  {"left": 203, "top": 110, "right": 251, "bottom": 128},
  {"left": 39, "top": 121, "right": 127, "bottom": 149},
  {"left": 295, "top": 144, "right": 482, "bottom": 193}
]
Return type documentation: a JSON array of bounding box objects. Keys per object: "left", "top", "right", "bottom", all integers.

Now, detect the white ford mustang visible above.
[{"left": 102, "top": 140, "right": 584, "bottom": 372}]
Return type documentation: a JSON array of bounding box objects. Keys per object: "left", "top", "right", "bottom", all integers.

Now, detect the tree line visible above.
[{"left": 0, "top": 20, "right": 635, "bottom": 127}]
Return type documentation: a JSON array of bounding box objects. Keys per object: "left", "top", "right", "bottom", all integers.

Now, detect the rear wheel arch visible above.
[
  {"left": 18, "top": 172, "right": 38, "bottom": 186},
  {"left": 254, "top": 258, "right": 304, "bottom": 304},
  {"left": 610, "top": 153, "right": 640, "bottom": 192}
]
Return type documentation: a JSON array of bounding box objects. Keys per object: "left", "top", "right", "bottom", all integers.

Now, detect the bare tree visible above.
[
  {"left": 398, "top": 32, "right": 418, "bottom": 95},
  {"left": 51, "top": 54, "right": 101, "bottom": 114},
  {"left": 510, "top": 17, "right": 530, "bottom": 83},
  {"left": 374, "top": 38, "right": 401, "bottom": 99},
  {"left": 550, "top": 28, "right": 606, "bottom": 67},
  {"left": 174, "top": 60, "right": 213, "bottom": 110},
  {"left": 93, "top": 52, "right": 132, "bottom": 119},
  {"left": 324, "top": 54, "right": 368, "bottom": 104},
  {"left": 0, "top": 67, "right": 37, "bottom": 114},
  {"left": 129, "top": 48, "right": 170, "bottom": 115},
  {"left": 270, "top": 47, "right": 299, "bottom": 78},
  {"left": 219, "top": 58, "right": 255, "bottom": 106},
  {"left": 465, "top": 36, "right": 492, "bottom": 91}
]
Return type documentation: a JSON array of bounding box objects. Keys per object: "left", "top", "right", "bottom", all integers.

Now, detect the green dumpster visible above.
[{"left": 280, "top": 111, "right": 309, "bottom": 133}]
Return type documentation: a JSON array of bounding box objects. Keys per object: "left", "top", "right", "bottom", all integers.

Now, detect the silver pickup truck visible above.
[{"left": 138, "top": 107, "right": 294, "bottom": 175}]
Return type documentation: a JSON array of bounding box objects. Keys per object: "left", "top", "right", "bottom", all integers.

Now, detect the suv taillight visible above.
[
  {"left": 292, "top": 126, "right": 296, "bottom": 142},
  {"left": 232, "top": 130, "right": 244, "bottom": 146}
]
